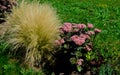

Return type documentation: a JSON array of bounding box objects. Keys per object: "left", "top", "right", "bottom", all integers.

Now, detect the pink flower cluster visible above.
[
  {"left": 55, "top": 39, "right": 65, "bottom": 45},
  {"left": 55, "top": 23, "right": 101, "bottom": 51},
  {"left": 77, "top": 59, "right": 84, "bottom": 65},
  {"left": 0, "top": 5, "right": 7, "bottom": 9},
  {"left": 60, "top": 23, "right": 101, "bottom": 34},
  {"left": 87, "top": 31, "right": 95, "bottom": 35},
  {"left": 87, "top": 24, "right": 94, "bottom": 29},
  {"left": 94, "top": 28, "right": 101, "bottom": 33},
  {"left": 71, "top": 34, "right": 90, "bottom": 46},
  {"left": 61, "top": 23, "right": 73, "bottom": 32},
  {"left": 77, "top": 24, "right": 86, "bottom": 29},
  {"left": 71, "top": 35, "right": 85, "bottom": 46},
  {"left": 80, "top": 34, "right": 90, "bottom": 39},
  {"left": 85, "top": 45, "right": 92, "bottom": 51}
]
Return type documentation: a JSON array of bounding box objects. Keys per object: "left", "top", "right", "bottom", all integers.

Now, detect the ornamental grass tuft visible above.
[{"left": 4, "top": 1, "right": 61, "bottom": 70}]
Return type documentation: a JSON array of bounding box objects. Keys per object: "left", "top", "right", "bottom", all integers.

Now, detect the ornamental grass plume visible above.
[{"left": 4, "top": 1, "right": 61, "bottom": 69}]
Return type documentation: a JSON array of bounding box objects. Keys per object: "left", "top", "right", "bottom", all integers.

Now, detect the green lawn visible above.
[
  {"left": 40, "top": 0, "right": 120, "bottom": 49},
  {"left": 0, "top": 0, "right": 120, "bottom": 75}
]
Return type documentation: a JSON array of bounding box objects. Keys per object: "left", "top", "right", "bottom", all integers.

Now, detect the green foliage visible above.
[
  {"left": 1, "top": 63, "right": 44, "bottom": 75},
  {"left": 0, "top": 41, "right": 44, "bottom": 75},
  {"left": 20, "top": 68, "right": 44, "bottom": 75},
  {"left": 99, "top": 64, "right": 113, "bottom": 75},
  {"left": 0, "top": 41, "right": 9, "bottom": 54},
  {"left": 2, "top": 62, "right": 21, "bottom": 75}
]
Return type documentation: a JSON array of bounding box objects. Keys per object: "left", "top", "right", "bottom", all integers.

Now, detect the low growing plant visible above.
[{"left": 55, "top": 22, "right": 102, "bottom": 73}]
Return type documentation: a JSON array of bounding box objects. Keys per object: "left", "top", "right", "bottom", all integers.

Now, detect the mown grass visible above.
[{"left": 0, "top": 0, "right": 120, "bottom": 74}]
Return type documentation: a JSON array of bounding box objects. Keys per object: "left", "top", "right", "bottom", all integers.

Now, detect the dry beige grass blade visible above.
[{"left": 4, "top": 1, "right": 61, "bottom": 69}]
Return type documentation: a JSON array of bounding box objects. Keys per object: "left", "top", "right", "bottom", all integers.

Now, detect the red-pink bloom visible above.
[
  {"left": 77, "top": 59, "right": 84, "bottom": 65},
  {"left": 7, "top": 5, "right": 12, "bottom": 8},
  {"left": 87, "top": 24, "right": 94, "bottom": 28},
  {"left": 71, "top": 35, "right": 85, "bottom": 45},
  {"left": 55, "top": 39, "right": 65, "bottom": 45},
  {"left": 87, "top": 31, "right": 95, "bottom": 35},
  {"left": 1, "top": 5, "right": 7, "bottom": 9},
  {"left": 60, "top": 39, "right": 65, "bottom": 44},
  {"left": 80, "top": 34, "right": 90, "bottom": 39},
  {"left": 71, "top": 35, "right": 79, "bottom": 40},
  {"left": 77, "top": 24, "right": 86, "bottom": 29},
  {"left": 94, "top": 28, "right": 101, "bottom": 33},
  {"left": 75, "top": 38, "right": 85, "bottom": 46},
  {"left": 85, "top": 45, "right": 92, "bottom": 51},
  {"left": 61, "top": 23, "right": 72, "bottom": 32}
]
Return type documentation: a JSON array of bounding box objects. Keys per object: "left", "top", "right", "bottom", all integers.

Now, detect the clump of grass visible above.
[{"left": 4, "top": 1, "right": 61, "bottom": 69}]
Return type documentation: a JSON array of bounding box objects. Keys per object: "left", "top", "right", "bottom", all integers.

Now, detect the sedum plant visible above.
[
  {"left": 55, "top": 23, "right": 101, "bottom": 73},
  {"left": 4, "top": 1, "right": 61, "bottom": 70}
]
